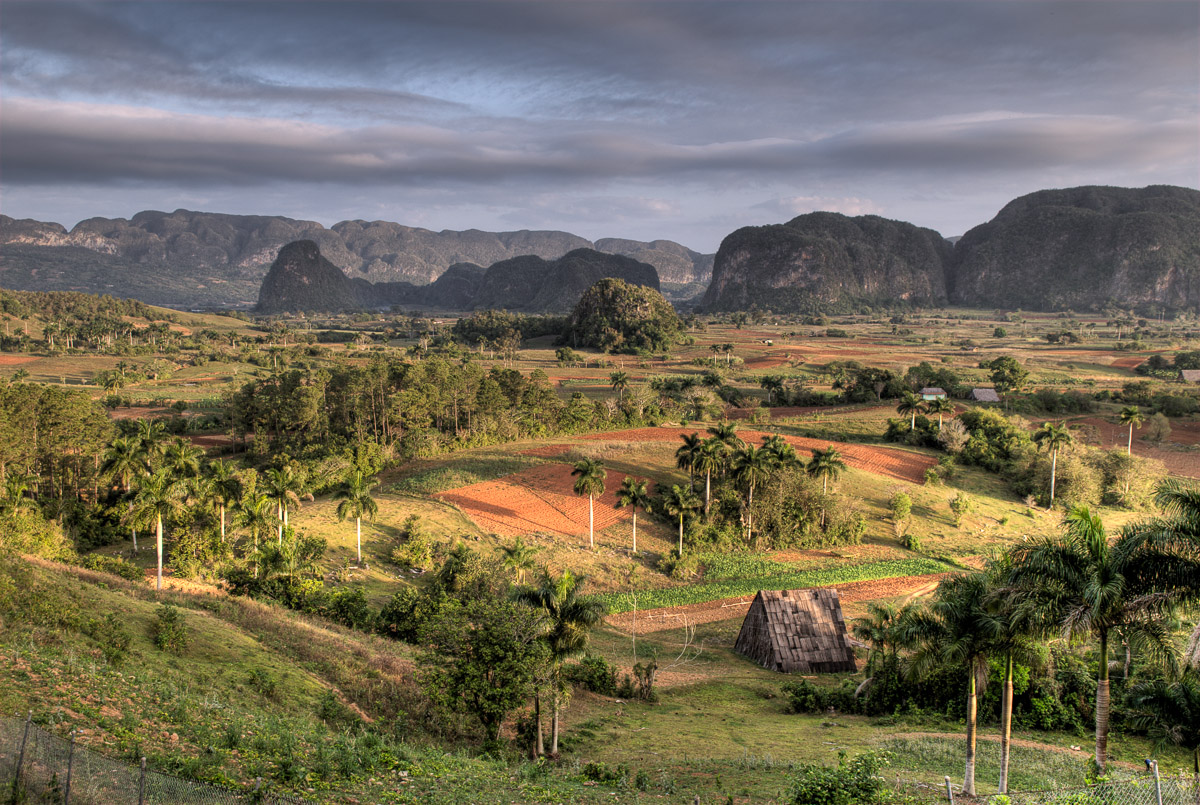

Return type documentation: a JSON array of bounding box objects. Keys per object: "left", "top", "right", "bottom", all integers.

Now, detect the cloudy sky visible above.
[{"left": 1, "top": 1, "right": 1196, "bottom": 251}]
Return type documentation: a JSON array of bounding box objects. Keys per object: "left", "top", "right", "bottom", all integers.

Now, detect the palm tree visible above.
[
  {"left": 130, "top": 469, "right": 184, "bottom": 591},
  {"left": 162, "top": 438, "right": 203, "bottom": 487},
  {"left": 897, "top": 392, "right": 926, "bottom": 430},
  {"left": 694, "top": 439, "right": 724, "bottom": 517},
  {"left": 514, "top": 569, "right": 606, "bottom": 756},
  {"left": 500, "top": 536, "right": 541, "bottom": 584},
  {"left": 706, "top": 422, "right": 744, "bottom": 453},
  {"left": 731, "top": 445, "right": 773, "bottom": 542},
  {"left": 100, "top": 435, "right": 150, "bottom": 549},
  {"left": 1125, "top": 666, "right": 1200, "bottom": 792},
  {"left": 571, "top": 459, "right": 606, "bottom": 549},
  {"left": 661, "top": 483, "right": 700, "bottom": 556},
  {"left": 334, "top": 470, "right": 379, "bottom": 564},
  {"left": 264, "top": 464, "right": 306, "bottom": 545},
  {"left": 615, "top": 477, "right": 652, "bottom": 554},
  {"left": 608, "top": 371, "right": 629, "bottom": 394},
  {"left": 905, "top": 573, "right": 999, "bottom": 797},
  {"left": 851, "top": 601, "right": 911, "bottom": 683},
  {"left": 234, "top": 491, "right": 278, "bottom": 578},
  {"left": 1032, "top": 421, "right": 1073, "bottom": 506},
  {"left": 1010, "top": 505, "right": 1200, "bottom": 773},
  {"left": 0, "top": 474, "right": 35, "bottom": 517},
  {"left": 1120, "top": 405, "right": 1145, "bottom": 455},
  {"left": 807, "top": 446, "right": 847, "bottom": 528},
  {"left": 927, "top": 397, "right": 955, "bottom": 429},
  {"left": 134, "top": 419, "right": 168, "bottom": 469},
  {"left": 675, "top": 432, "right": 703, "bottom": 486},
  {"left": 205, "top": 460, "right": 241, "bottom": 543}
]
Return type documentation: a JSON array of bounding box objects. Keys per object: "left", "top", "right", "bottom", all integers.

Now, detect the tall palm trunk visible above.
[
  {"left": 1096, "top": 630, "right": 1110, "bottom": 772},
  {"left": 1050, "top": 449, "right": 1058, "bottom": 505},
  {"left": 156, "top": 514, "right": 164, "bottom": 592},
  {"left": 1128, "top": 424, "right": 1134, "bottom": 455},
  {"left": 551, "top": 681, "right": 561, "bottom": 755},
  {"left": 745, "top": 484, "right": 754, "bottom": 542},
  {"left": 356, "top": 516, "right": 362, "bottom": 563},
  {"left": 534, "top": 692, "right": 544, "bottom": 758},
  {"left": 677, "top": 514, "right": 684, "bottom": 556},
  {"left": 999, "top": 654, "right": 1014, "bottom": 793},
  {"left": 964, "top": 667, "right": 978, "bottom": 797},
  {"left": 219, "top": 504, "right": 225, "bottom": 543},
  {"left": 278, "top": 503, "right": 284, "bottom": 544},
  {"left": 631, "top": 512, "right": 637, "bottom": 554},
  {"left": 704, "top": 470, "right": 711, "bottom": 518},
  {"left": 588, "top": 495, "right": 594, "bottom": 549}
]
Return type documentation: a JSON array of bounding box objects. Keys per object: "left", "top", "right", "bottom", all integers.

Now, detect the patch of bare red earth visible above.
[
  {"left": 0, "top": 354, "right": 38, "bottom": 366},
  {"left": 579, "top": 426, "right": 935, "bottom": 485},
  {"left": 605, "top": 574, "right": 948, "bottom": 634},
  {"left": 1068, "top": 415, "right": 1200, "bottom": 477},
  {"left": 435, "top": 463, "right": 651, "bottom": 538}
]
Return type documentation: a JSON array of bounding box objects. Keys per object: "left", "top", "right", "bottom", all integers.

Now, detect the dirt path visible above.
[
  {"left": 606, "top": 573, "right": 948, "bottom": 633},
  {"left": 900, "top": 732, "right": 1141, "bottom": 771}
]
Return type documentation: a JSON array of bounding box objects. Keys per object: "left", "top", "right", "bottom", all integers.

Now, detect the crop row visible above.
[{"left": 597, "top": 557, "right": 953, "bottom": 614}]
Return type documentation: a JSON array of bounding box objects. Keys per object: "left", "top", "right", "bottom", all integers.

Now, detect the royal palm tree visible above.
[
  {"left": 1125, "top": 666, "right": 1200, "bottom": 791},
  {"left": 0, "top": 474, "right": 35, "bottom": 517},
  {"left": 234, "top": 491, "right": 278, "bottom": 578},
  {"left": 1032, "top": 421, "right": 1073, "bottom": 506},
  {"left": 927, "top": 397, "right": 955, "bottom": 429},
  {"left": 264, "top": 464, "right": 306, "bottom": 545},
  {"left": 130, "top": 469, "right": 184, "bottom": 591},
  {"left": 205, "top": 460, "right": 241, "bottom": 543},
  {"left": 897, "top": 392, "right": 926, "bottom": 430},
  {"left": 807, "top": 446, "right": 847, "bottom": 529},
  {"left": 851, "top": 601, "right": 912, "bottom": 683},
  {"left": 731, "top": 445, "right": 773, "bottom": 542},
  {"left": 615, "top": 477, "right": 652, "bottom": 554},
  {"left": 694, "top": 439, "right": 724, "bottom": 517},
  {"left": 1010, "top": 505, "right": 1200, "bottom": 773},
  {"left": 675, "top": 432, "right": 703, "bottom": 486},
  {"left": 100, "top": 434, "right": 150, "bottom": 549},
  {"left": 1120, "top": 405, "right": 1145, "bottom": 455},
  {"left": 661, "top": 483, "right": 700, "bottom": 556},
  {"left": 514, "top": 569, "right": 606, "bottom": 756},
  {"left": 134, "top": 419, "right": 168, "bottom": 468},
  {"left": 608, "top": 371, "right": 629, "bottom": 394},
  {"left": 706, "top": 422, "right": 744, "bottom": 454},
  {"left": 571, "top": 458, "right": 606, "bottom": 549},
  {"left": 334, "top": 470, "right": 379, "bottom": 564},
  {"left": 905, "top": 573, "right": 999, "bottom": 797},
  {"left": 500, "top": 536, "right": 541, "bottom": 584}
]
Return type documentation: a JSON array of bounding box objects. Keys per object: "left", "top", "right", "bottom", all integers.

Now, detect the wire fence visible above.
[
  {"left": 0, "top": 714, "right": 309, "bottom": 805},
  {"left": 984, "top": 770, "right": 1200, "bottom": 805}
]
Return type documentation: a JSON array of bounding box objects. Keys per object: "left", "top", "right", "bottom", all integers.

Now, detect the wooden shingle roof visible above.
[
  {"left": 969, "top": 387, "right": 1001, "bottom": 402},
  {"left": 733, "top": 588, "right": 857, "bottom": 674},
  {"left": 1181, "top": 370, "right": 1200, "bottom": 383}
]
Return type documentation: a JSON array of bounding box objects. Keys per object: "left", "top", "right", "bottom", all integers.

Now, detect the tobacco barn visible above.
[{"left": 733, "top": 588, "right": 857, "bottom": 673}]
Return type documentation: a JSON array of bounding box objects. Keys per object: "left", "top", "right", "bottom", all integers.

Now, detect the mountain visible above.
[
  {"left": 255, "top": 243, "right": 659, "bottom": 314},
  {"left": 701, "top": 212, "right": 952, "bottom": 313},
  {"left": 470, "top": 249, "right": 660, "bottom": 313},
  {"left": 593, "top": 238, "right": 713, "bottom": 284},
  {"left": 0, "top": 209, "right": 710, "bottom": 308},
  {"left": 255, "top": 240, "right": 366, "bottom": 313},
  {"left": 949, "top": 185, "right": 1200, "bottom": 310}
]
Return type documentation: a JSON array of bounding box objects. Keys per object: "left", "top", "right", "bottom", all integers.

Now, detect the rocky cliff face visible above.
[
  {"left": 949, "top": 185, "right": 1200, "bottom": 310},
  {"left": 471, "top": 249, "right": 660, "bottom": 313},
  {"left": 255, "top": 240, "right": 366, "bottom": 313},
  {"left": 0, "top": 209, "right": 707, "bottom": 308},
  {"left": 702, "top": 212, "right": 951, "bottom": 313},
  {"left": 593, "top": 237, "right": 713, "bottom": 284}
]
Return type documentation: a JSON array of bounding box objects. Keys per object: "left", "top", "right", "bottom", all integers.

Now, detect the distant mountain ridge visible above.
[
  {"left": 254, "top": 242, "right": 662, "bottom": 314},
  {"left": 0, "top": 209, "right": 712, "bottom": 308},
  {"left": 702, "top": 185, "right": 1200, "bottom": 313}
]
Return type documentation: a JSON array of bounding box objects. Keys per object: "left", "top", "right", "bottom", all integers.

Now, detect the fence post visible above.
[
  {"left": 63, "top": 730, "right": 76, "bottom": 805},
  {"left": 10, "top": 710, "right": 32, "bottom": 804},
  {"left": 137, "top": 757, "right": 146, "bottom": 805},
  {"left": 1150, "top": 759, "right": 1164, "bottom": 805},
  {"left": 944, "top": 775, "right": 955, "bottom": 804}
]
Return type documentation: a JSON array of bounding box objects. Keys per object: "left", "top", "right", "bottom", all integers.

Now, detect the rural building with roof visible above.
[
  {"left": 920, "top": 387, "right": 947, "bottom": 400},
  {"left": 733, "top": 588, "right": 858, "bottom": 673},
  {"left": 1180, "top": 370, "right": 1200, "bottom": 384},
  {"left": 969, "top": 388, "right": 1001, "bottom": 402}
]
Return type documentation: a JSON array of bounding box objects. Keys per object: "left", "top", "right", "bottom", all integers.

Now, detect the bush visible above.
[
  {"left": 83, "top": 613, "right": 132, "bottom": 666},
  {"left": 790, "top": 750, "right": 890, "bottom": 805},
  {"left": 152, "top": 604, "right": 190, "bottom": 653},
  {"left": 564, "top": 654, "right": 619, "bottom": 696},
  {"left": 79, "top": 554, "right": 143, "bottom": 582}
]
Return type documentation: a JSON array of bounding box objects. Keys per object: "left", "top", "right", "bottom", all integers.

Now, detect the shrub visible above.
[
  {"left": 79, "top": 554, "right": 143, "bottom": 582},
  {"left": 83, "top": 613, "right": 132, "bottom": 665},
  {"left": 790, "top": 750, "right": 890, "bottom": 805},
  {"left": 564, "top": 654, "right": 619, "bottom": 696},
  {"left": 948, "top": 492, "right": 972, "bottom": 527},
  {"left": 889, "top": 493, "right": 911, "bottom": 538},
  {"left": 152, "top": 604, "right": 189, "bottom": 653}
]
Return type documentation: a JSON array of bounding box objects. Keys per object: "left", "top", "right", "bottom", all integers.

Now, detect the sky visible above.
[{"left": 1, "top": 1, "right": 1197, "bottom": 252}]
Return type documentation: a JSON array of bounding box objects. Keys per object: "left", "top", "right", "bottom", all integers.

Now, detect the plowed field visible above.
[
  {"left": 436, "top": 463, "right": 653, "bottom": 538},
  {"left": 579, "top": 426, "right": 935, "bottom": 484},
  {"left": 1069, "top": 415, "right": 1200, "bottom": 477},
  {"left": 0, "top": 355, "right": 37, "bottom": 366}
]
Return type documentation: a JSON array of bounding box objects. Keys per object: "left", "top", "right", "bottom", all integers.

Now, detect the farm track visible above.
[{"left": 605, "top": 573, "right": 948, "bottom": 633}]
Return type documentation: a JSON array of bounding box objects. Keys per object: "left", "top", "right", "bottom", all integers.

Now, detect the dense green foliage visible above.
[{"left": 562, "top": 278, "right": 683, "bottom": 354}]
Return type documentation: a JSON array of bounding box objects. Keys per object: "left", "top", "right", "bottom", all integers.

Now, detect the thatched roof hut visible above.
[{"left": 733, "top": 588, "right": 857, "bottom": 673}]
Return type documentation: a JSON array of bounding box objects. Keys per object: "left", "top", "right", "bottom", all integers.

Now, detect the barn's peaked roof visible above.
[
  {"left": 969, "top": 387, "right": 1001, "bottom": 402},
  {"left": 1181, "top": 370, "right": 1200, "bottom": 383},
  {"left": 920, "top": 387, "right": 947, "bottom": 396},
  {"left": 733, "top": 588, "right": 857, "bottom": 674}
]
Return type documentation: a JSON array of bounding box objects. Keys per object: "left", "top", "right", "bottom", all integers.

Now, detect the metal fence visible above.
[
  {"left": 0, "top": 715, "right": 309, "bottom": 805},
  {"left": 985, "top": 770, "right": 1200, "bottom": 805}
]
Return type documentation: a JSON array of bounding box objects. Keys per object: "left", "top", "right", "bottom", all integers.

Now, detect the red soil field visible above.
[
  {"left": 606, "top": 573, "right": 947, "bottom": 633},
  {"left": 0, "top": 355, "right": 38, "bottom": 366},
  {"left": 517, "top": 444, "right": 572, "bottom": 457},
  {"left": 578, "top": 426, "right": 935, "bottom": 485},
  {"left": 436, "top": 463, "right": 653, "bottom": 538},
  {"left": 1068, "top": 415, "right": 1200, "bottom": 477}
]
